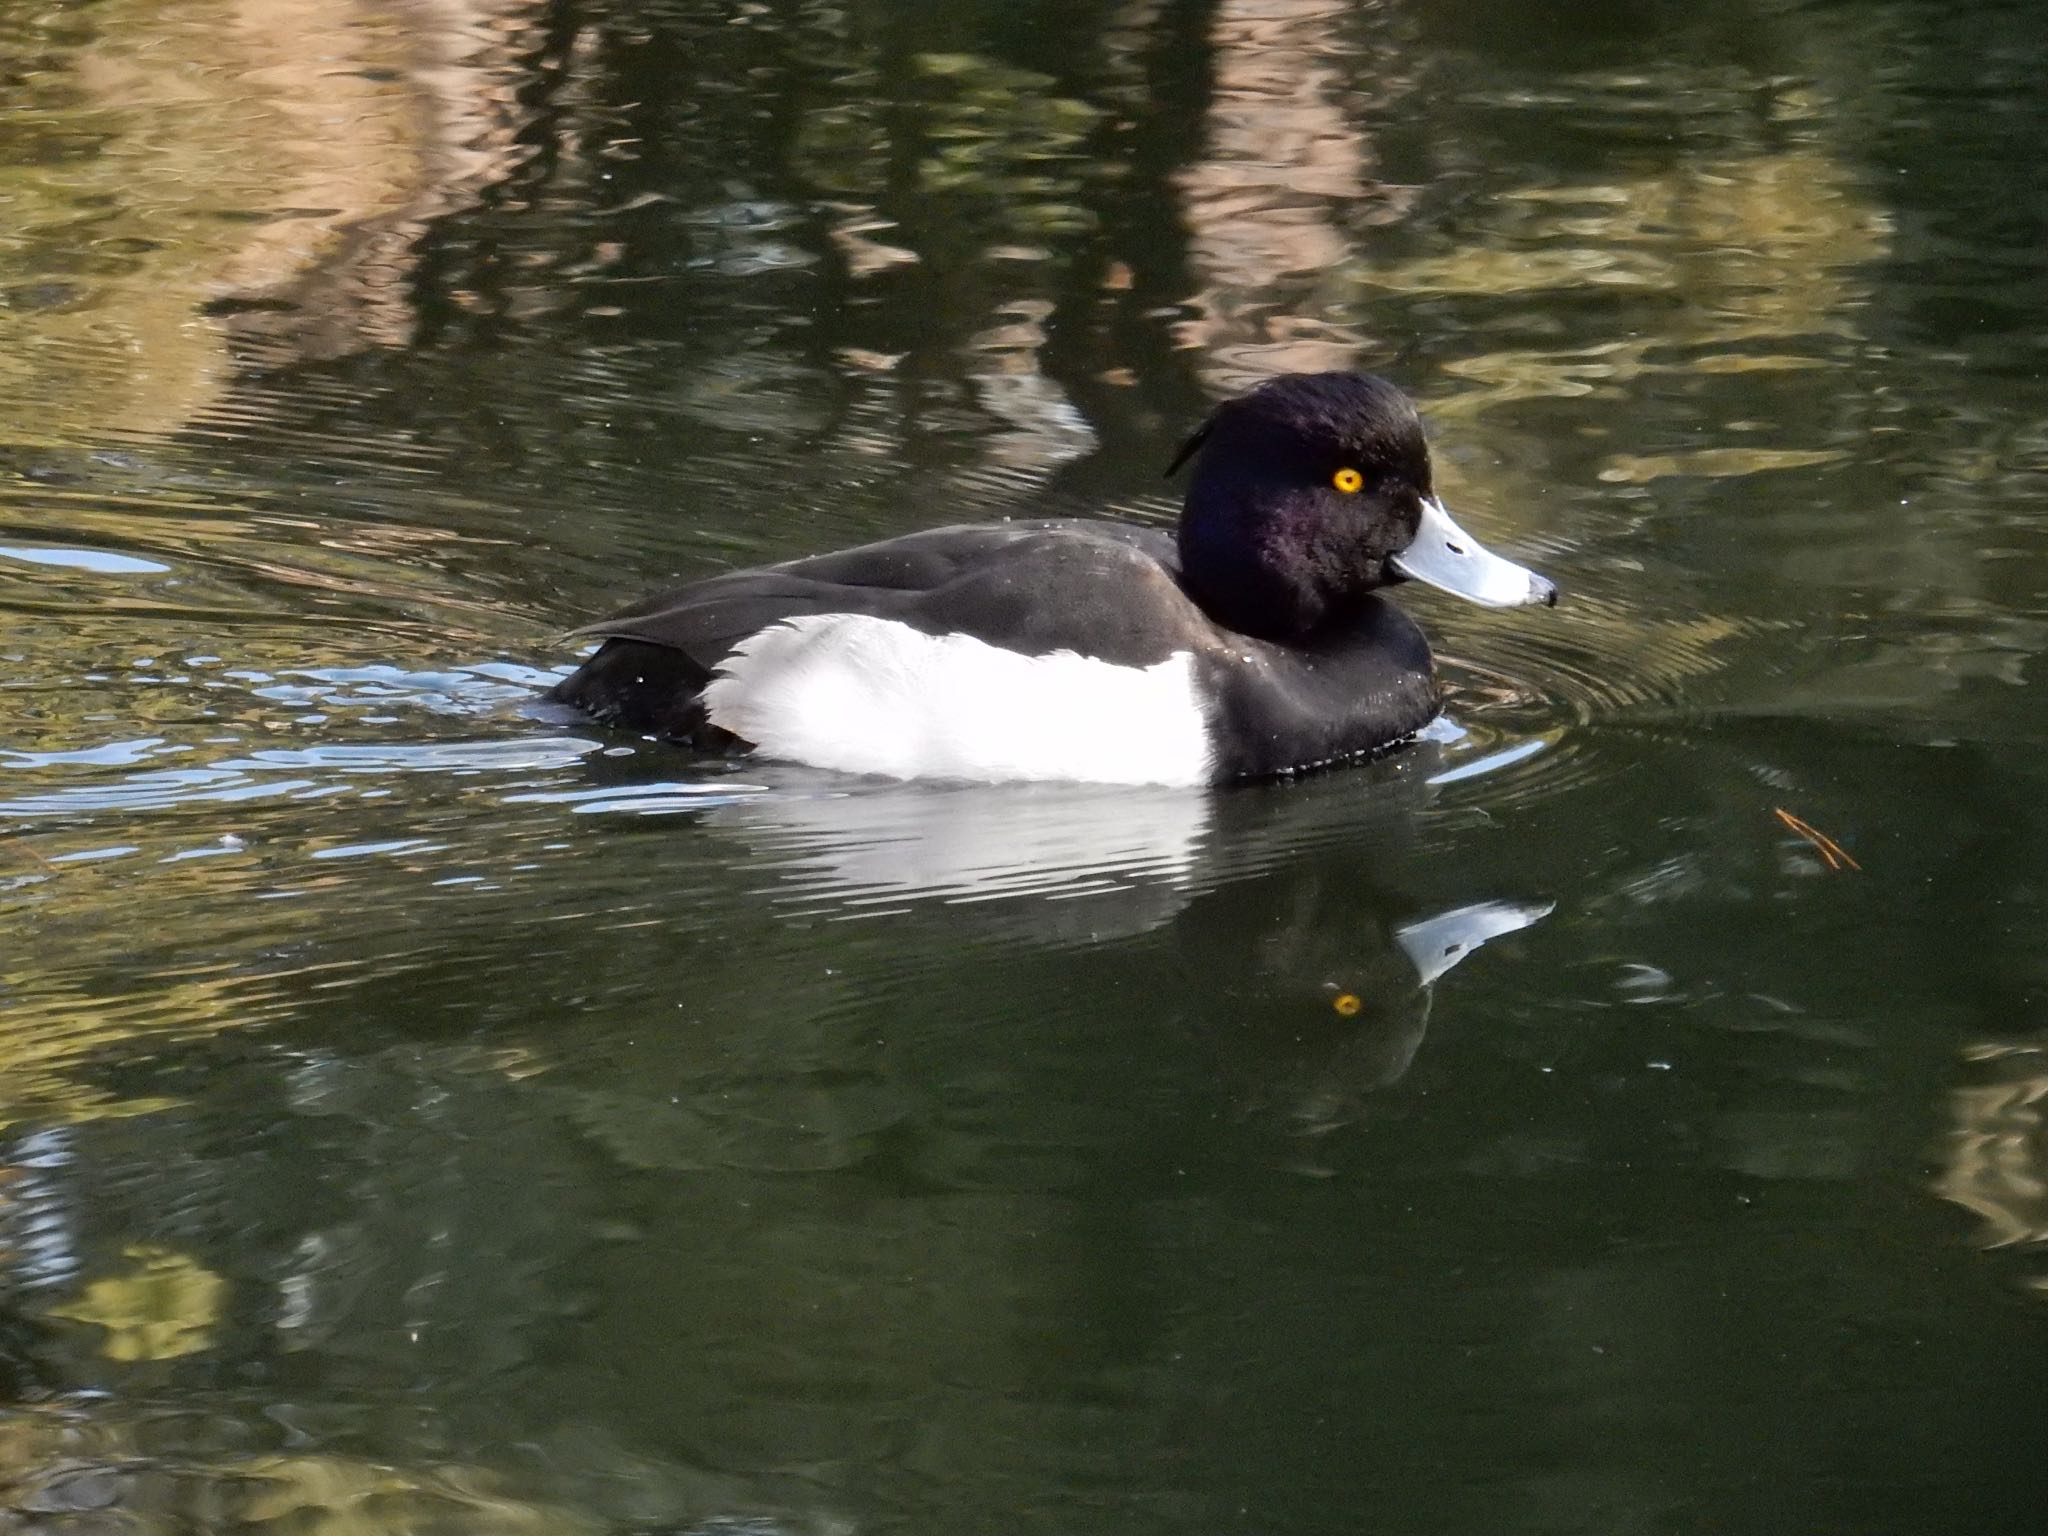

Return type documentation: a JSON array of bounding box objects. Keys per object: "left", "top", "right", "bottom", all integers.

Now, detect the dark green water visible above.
[{"left": 2, "top": 0, "right": 2046, "bottom": 1530}]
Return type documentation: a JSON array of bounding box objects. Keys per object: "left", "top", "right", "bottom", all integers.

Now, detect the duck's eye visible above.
[{"left": 1332, "top": 468, "right": 1364, "bottom": 494}]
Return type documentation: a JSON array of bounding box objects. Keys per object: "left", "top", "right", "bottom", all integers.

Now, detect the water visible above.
[{"left": 2, "top": 0, "right": 2047, "bottom": 1530}]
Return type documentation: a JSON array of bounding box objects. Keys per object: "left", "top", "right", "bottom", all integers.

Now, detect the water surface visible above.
[{"left": 2, "top": 0, "right": 2047, "bottom": 1531}]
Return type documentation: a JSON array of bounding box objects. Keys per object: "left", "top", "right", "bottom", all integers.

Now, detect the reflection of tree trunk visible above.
[
  {"left": 15, "top": 0, "right": 541, "bottom": 443},
  {"left": 214, "top": 0, "right": 544, "bottom": 365},
  {"left": 1036, "top": 0, "right": 1217, "bottom": 479},
  {"left": 1174, "top": 0, "right": 1376, "bottom": 387}
]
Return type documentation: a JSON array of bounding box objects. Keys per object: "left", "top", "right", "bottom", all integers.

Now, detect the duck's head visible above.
[{"left": 1169, "top": 372, "right": 1556, "bottom": 640}]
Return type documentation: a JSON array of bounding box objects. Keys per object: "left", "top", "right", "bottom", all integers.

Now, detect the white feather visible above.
[{"left": 701, "top": 614, "right": 1214, "bottom": 786}]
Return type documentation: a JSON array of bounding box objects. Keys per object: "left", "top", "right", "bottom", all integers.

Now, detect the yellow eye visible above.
[
  {"left": 1332, "top": 468, "right": 1364, "bottom": 494},
  {"left": 1332, "top": 992, "right": 1362, "bottom": 1017}
]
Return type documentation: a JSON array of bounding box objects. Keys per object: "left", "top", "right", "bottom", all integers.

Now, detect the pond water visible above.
[{"left": 2, "top": 0, "right": 2047, "bottom": 1530}]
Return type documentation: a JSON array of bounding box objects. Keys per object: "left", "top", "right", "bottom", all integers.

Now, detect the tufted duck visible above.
[{"left": 547, "top": 372, "right": 1556, "bottom": 785}]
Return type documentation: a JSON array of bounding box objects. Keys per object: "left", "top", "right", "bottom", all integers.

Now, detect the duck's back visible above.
[{"left": 549, "top": 518, "right": 1441, "bottom": 784}]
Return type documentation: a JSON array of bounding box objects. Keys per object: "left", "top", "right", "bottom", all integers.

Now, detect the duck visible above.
[{"left": 547, "top": 371, "right": 1557, "bottom": 786}]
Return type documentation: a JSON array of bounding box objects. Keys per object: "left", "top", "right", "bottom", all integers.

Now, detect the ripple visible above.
[
  {"left": 1596, "top": 447, "right": 1850, "bottom": 483},
  {"left": 0, "top": 737, "right": 598, "bottom": 822},
  {"left": 1424, "top": 574, "right": 1776, "bottom": 813}
]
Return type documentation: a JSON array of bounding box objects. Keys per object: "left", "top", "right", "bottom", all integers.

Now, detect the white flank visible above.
[{"left": 701, "top": 614, "right": 1214, "bottom": 786}]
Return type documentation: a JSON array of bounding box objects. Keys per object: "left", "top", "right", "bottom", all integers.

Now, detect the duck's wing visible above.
[{"left": 569, "top": 520, "right": 1187, "bottom": 675}]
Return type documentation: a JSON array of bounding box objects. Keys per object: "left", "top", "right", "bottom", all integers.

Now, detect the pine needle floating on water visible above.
[{"left": 1773, "top": 808, "right": 1861, "bottom": 872}]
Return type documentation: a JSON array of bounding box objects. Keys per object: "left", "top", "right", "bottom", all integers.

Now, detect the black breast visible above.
[{"left": 1198, "top": 598, "right": 1441, "bottom": 781}]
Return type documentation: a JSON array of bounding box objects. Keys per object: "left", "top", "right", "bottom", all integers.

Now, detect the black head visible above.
[{"left": 1168, "top": 373, "right": 1552, "bottom": 640}]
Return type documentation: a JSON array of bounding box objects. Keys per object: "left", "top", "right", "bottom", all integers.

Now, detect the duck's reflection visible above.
[
  {"left": 1196, "top": 895, "right": 1551, "bottom": 1137},
  {"left": 600, "top": 751, "right": 1558, "bottom": 1128},
  {"left": 646, "top": 741, "right": 1449, "bottom": 927},
  {"left": 705, "top": 775, "right": 1213, "bottom": 937}
]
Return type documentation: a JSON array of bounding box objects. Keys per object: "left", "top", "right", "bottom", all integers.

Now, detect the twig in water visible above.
[{"left": 1773, "top": 808, "right": 1861, "bottom": 872}]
